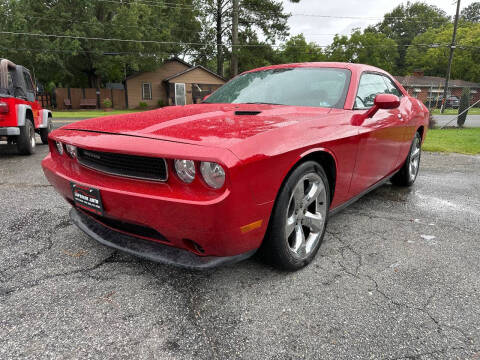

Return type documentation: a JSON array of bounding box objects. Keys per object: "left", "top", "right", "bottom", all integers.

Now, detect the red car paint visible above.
[{"left": 42, "top": 62, "right": 429, "bottom": 258}]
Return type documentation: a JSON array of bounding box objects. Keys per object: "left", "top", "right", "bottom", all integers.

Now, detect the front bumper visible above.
[
  {"left": 70, "top": 208, "right": 257, "bottom": 269},
  {"left": 0, "top": 127, "right": 20, "bottom": 136},
  {"left": 41, "top": 131, "right": 273, "bottom": 259}
]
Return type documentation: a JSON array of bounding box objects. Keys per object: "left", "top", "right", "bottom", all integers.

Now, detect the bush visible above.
[
  {"left": 157, "top": 99, "right": 165, "bottom": 108},
  {"left": 457, "top": 88, "right": 470, "bottom": 127},
  {"left": 102, "top": 98, "right": 112, "bottom": 108},
  {"left": 138, "top": 101, "right": 148, "bottom": 109}
]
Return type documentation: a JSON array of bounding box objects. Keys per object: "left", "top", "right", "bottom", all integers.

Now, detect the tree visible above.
[
  {"left": 0, "top": 0, "right": 202, "bottom": 87},
  {"left": 405, "top": 23, "right": 480, "bottom": 83},
  {"left": 372, "top": 1, "right": 450, "bottom": 74},
  {"left": 461, "top": 2, "right": 480, "bottom": 23},
  {"left": 196, "top": 0, "right": 299, "bottom": 78},
  {"left": 457, "top": 87, "right": 470, "bottom": 127},
  {"left": 326, "top": 30, "right": 399, "bottom": 73},
  {"left": 278, "top": 34, "right": 325, "bottom": 64}
]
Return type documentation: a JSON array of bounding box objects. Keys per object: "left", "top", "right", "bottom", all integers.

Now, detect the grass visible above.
[
  {"left": 431, "top": 108, "right": 480, "bottom": 115},
  {"left": 52, "top": 109, "right": 145, "bottom": 118},
  {"left": 423, "top": 128, "right": 480, "bottom": 155}
]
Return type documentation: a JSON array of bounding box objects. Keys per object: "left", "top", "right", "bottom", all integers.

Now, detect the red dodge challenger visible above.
[{"left": 42, "top": 63, "right": 428, "bottom": 271}]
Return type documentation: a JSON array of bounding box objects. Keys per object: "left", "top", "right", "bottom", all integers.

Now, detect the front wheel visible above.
[
  {"left": 17, "top": 120, "right": 36, "bottom": 155},
  {"left": 262, "top": 161, "right": 330, "bottom": 271},
  {"left": 40, "top": 117, "right": 53, "bottom": 144},
  {"left": 391, "top": 132, "right": 422, "bottom": 187}
]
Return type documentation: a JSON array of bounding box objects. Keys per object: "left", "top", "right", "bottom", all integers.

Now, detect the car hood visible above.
[{"left": 63, "top": 103, "right": 332, "bottom": 148}]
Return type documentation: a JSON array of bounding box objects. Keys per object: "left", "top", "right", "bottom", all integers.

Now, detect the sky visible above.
[{"left": 282, "top": 0, "right": 476, "bottom": 45}]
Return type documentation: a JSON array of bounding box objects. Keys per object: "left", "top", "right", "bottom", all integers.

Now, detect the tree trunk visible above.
[
  {"left": 216, "top": 0, "right": 224, "bottom": 77},
  {"left": 231, "top": 0, "right": 239, "bottom": 77}
]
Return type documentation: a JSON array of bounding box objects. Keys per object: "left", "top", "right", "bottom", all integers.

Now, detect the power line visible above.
[{"left": 3, "top": 30, "right": 480, "bottom": 51}]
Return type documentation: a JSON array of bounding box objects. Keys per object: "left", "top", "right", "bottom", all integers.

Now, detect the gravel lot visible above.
[{"left": 1, "top": 138, "right": 480, "bottom": 360}]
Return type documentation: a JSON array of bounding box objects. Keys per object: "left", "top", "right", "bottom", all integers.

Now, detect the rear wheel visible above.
[
  {"left": 262, "top": 161, "right": 330, "bottom": 271},
  {"left": 17, "top": 120, "right": 36, "bottom": 155},
  {"left": 391, "top": 132, "right": 422, "bottom": 187},
  {"left": 40, "top": 116, "right": 52, "bottom": 144}
]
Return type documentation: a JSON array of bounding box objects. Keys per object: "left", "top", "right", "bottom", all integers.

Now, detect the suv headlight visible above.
[
  {"left": 200, "top": 162, "right": 225, "bottom": 189},
  {"left": 174, "top": 159, "right": 196, "bottom": 183}
]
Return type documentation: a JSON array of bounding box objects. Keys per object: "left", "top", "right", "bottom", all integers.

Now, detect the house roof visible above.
[
  {"left": 395, "top": 75, "right": 480, "bottom": 88},
  {"left": 163, "top": 65, "right": 226, "bottom": 82},
  {"left": 125, "top": 57, "right": 192, "bottom": 80}
]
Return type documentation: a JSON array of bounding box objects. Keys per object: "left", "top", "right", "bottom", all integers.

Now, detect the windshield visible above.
[{"left": 204, "top": 67, "right": 351, "bottom": 108}]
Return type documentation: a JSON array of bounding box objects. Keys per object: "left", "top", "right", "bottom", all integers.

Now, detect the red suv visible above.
[{"left": 0, "top": 59, "right": 52, "bottom": 154}]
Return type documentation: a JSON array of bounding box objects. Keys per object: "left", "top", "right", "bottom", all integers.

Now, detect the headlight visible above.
[
  {"left": 200, "top": 162, "right": 225, "bottom": 189},
  {"left": 174, "top": 159, "right": 196, "bottom": 183},
  {"left": 65, "top": 144, "right": 77, "bottom": 158},
  {"left": 55, "top": 141, "right": 64, "bottom": 155}
]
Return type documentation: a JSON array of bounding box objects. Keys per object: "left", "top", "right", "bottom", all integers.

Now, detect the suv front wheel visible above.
[{"left": 40, "top": 116, "right": 52, "bottom": 145}]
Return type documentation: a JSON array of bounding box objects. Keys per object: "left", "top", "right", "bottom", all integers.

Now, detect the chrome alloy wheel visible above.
[
  {"left": 409, "top": 135, "right": 421, "bottom": 182},
  {"left": 285, "top": 173, "right": 327, "bottom": 259}
]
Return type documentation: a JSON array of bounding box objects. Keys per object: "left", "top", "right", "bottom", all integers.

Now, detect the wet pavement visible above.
[
  {"left": 433, "top": 114, "right": 480, "bottom": 128},
  {"left": 1, "top": 140, "right": 480, "bottom": 359}
]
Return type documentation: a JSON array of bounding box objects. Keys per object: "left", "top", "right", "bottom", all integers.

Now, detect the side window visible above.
[
  {"left": 382, "top": 76, "right": 402, "bottom": 97},
  {"left": 355, "top": 73, "right": 389, "bottom": 109},
  {"left": 23, "top": 72, "right": 34, "bottom": 92}
]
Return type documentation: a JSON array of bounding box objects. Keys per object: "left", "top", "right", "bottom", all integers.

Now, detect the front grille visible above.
[
  {"left": 82, "top": 209, "right": 168, "bottom": 243},
  {"left": 77, "top": 148, "right": 167, "bottom": 182}
]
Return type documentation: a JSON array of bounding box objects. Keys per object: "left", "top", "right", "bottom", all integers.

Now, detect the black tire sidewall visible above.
[
  {"left": 17, "top": 120, "right": 36, "bottom": 155},
  {"left": 40, "top": 117, "right": 52, "bottom": 144},
  {"left": 265, "top": 161, "right": 331, "bottom": 271},
  {"left": 392, "top": 131, "right": 422, "bottom": 187}
]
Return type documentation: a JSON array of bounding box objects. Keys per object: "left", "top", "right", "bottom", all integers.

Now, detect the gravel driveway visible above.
[{"left": 1, "top": 141, "right": 479, "bottom": 359}]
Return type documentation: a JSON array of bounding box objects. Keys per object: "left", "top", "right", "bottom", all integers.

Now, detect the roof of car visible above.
[{"left": 242, "top": 62, "right": 388, "bottom": 75}]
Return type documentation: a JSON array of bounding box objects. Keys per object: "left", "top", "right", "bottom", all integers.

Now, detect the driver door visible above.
[{"left": 349, "top": 72, "right": 405, "bottom": 197}]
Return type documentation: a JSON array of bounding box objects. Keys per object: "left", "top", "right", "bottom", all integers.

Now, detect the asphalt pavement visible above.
[
  {"left": 433, "top": 114, "right": 480, "bottom": 128},
  {"left": 1, "top": 138, "right": 480, "bottom": 359}
]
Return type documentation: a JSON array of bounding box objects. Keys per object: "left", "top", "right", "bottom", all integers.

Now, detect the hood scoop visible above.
[{"left": 234, "top": 110, "right": 262, "bottom": 116}]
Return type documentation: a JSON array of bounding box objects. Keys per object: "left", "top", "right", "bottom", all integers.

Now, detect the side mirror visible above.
[
  {"left": 374, "top": 94, "right": 400, "bottom": 110},
  {"left": 364, "top": 93, "right": 400, "bottom": 118},
  {"left": 352, "top": 94, "right": 401, "bottom": 126}
]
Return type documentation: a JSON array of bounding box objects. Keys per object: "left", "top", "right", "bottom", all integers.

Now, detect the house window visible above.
[{"left": 142, "top": 83, "right": 152, "bottom": 100}]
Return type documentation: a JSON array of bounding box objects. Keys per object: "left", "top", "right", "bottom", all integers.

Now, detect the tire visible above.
[
  {"left": 391, "top": 131, "right": 422, "bottom": 187},
  {"left": 40, "top": 116, "right": 52, "bottom": 145},
  {"left": 17, "top": 119, "right": 36, "bottom": 155},
  {"left": 261, "top": 161, "right": 331, "bottom": 271}
]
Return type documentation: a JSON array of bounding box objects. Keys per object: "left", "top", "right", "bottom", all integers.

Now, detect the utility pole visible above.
[
  {"left": 441, "top": 0, "right": 461, "bottom": 114},
  {"left": 231, "top": 0, "right": 239, "bottom": 77}
]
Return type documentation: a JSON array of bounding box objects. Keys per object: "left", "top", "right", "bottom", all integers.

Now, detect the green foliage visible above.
[
  {"left": 326, "top": 30, "right": 399, "bottom": 73},
  {"left": 102, "top": 98, "right": 112, "bottom": 108},
  {"left": 138, "top": 101, "right": 148, "bottom": 109},
  {"left": 405, "top": 23, "right": 480, "bottom": 82},
  {"left": 157, "top": 99, "right": 165, "bottom": 108},
  {"left": 0, "top": 0, "right": 202, "bottom": 87},
  {"left": 371, "top": 2, "right": 450, "bottom": 74},
  {"left": 457, "top": 88, "right": 470, "bottom": 127},
  {"left": 279, "top": 35, "right": 325, "bottom": 64},
  {"left": 461, "top": 2, "right": 480, "bottom": 23}
]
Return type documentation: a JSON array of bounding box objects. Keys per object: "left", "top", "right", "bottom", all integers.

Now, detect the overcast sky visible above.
[{"left": 282, "top": 0, "right": 476, "bottom": 45}]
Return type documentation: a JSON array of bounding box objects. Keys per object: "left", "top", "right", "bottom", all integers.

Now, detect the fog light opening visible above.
[{"left": 183, "top": 239, "right": 205, "bottom": 254}]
